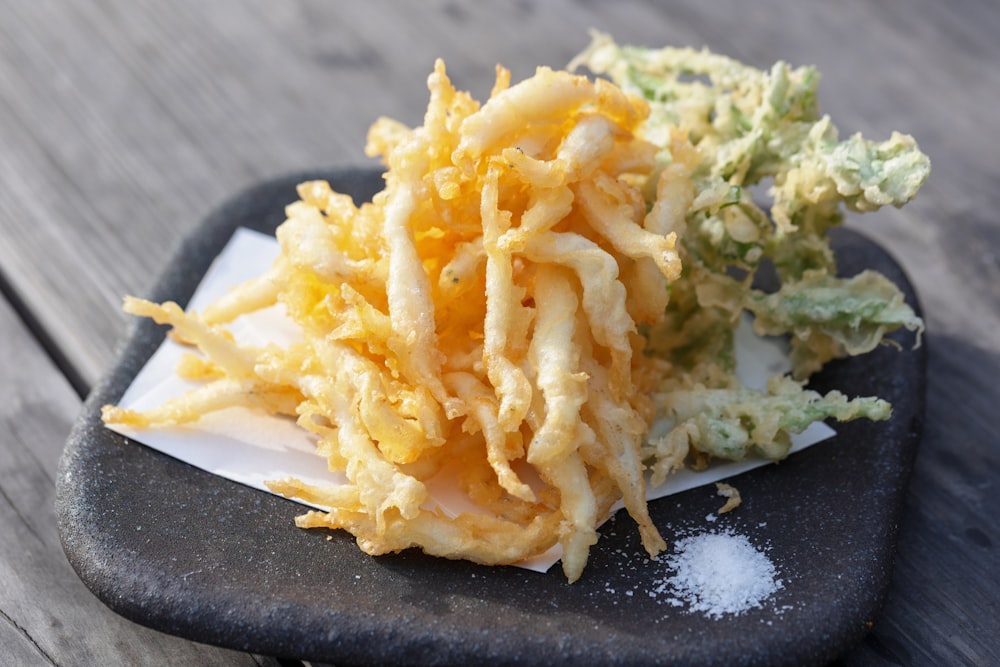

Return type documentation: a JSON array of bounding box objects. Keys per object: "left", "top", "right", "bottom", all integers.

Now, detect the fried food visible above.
[
  {"left": 103, "top": 38, "right": 929, "bottom": 582},
  {"left": 715, "top": 482, "right": 741, "bottom": 514},
  {"left": 104, "top": 60, "right": 681, "bottom": 582}
]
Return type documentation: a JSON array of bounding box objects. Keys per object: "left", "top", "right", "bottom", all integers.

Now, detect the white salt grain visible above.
[{"left": 659, "top": 530, "right": 781, "bottom": 618}]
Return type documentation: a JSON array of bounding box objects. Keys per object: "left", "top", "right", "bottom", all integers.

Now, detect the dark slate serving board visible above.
[{"left": 56, "top": 168, "right": 925, "bottom": 667}]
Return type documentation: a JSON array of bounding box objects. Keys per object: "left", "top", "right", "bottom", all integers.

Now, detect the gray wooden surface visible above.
[{"left": 1, "top": 1, "right": 997, "bottom": 665}]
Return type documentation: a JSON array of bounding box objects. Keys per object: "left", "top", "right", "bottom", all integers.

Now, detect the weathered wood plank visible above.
[{"left": 0, "top": 292, "right": 279, "bottom": 664}]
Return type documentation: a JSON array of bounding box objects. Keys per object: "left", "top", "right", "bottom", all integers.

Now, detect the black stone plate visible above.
[{"left": 56, "top": 168, "right": 926, "bottom": 667}]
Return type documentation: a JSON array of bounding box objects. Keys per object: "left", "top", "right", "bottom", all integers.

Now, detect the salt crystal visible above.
[{"left": 659, "top": 530, "right": 781, "bottom": 618}]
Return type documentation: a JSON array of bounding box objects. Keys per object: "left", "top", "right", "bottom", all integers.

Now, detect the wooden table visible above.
[{"left": 2, "top": 1, "right": 997, "bottom": 664}]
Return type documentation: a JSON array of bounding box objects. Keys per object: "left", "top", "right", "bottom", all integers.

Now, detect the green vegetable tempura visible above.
[{"left": 571, "top": 33, "right": 929, "bottom": 480}]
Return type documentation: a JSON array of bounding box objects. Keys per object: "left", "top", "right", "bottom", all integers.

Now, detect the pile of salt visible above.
[{"left": 657, "top": 530, "right": 782, "bottom": 618}]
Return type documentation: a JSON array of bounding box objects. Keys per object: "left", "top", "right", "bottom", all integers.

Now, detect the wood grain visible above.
[
  {"left": 0, "top": 293, "right": 280, "bottom": 665},
  {"left": 0, "top": 0, "right": 997, "bottom": 664}
]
